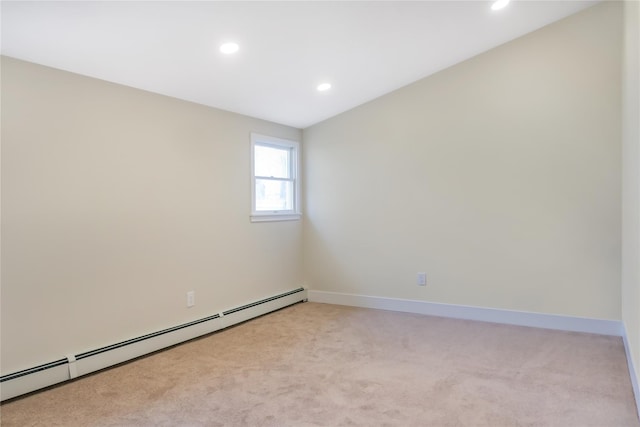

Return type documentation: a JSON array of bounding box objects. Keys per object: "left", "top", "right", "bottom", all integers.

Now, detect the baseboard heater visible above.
[{"left": 0, "top": 287, "right": 307, "bottom": 401}]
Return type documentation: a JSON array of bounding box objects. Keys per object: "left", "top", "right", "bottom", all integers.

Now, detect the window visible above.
[{"left": 251, "top": 133, "right": 301, "bottom": 222}]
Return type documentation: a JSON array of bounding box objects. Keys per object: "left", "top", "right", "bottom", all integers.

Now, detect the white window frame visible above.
[{"left": 250, "top": 133, "right": 301, "bottom": 222}]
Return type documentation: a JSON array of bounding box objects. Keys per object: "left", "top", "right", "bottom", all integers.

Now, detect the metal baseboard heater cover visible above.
[{"left": 1, "top": 287, "right": 307, "bottom": 401}]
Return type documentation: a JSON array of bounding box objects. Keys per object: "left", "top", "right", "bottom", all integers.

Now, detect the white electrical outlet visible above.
[
  {"left": 417, "top": 273, "right": 427, "bottom": 286},
  {"left": 187, "top": 291, "right": 195, "bottom": 307}
]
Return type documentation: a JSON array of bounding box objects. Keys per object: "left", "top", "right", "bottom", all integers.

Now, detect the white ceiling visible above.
[{"left": 1, "top": 1, "right": 598, "bottom": 129}]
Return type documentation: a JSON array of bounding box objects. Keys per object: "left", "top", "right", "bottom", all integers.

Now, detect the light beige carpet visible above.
[{"left": 1, "top": 302, "right": 638, "bottom": 426}]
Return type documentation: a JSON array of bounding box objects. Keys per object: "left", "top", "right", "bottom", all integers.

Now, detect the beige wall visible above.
[
  {"left": 1, "top": 57, "right": 302, "bottom": 374},
  {"left": 303, "top": 2, "right": 622, "bottom": 319},
  {"left": 622, "top": 0, "right": 640, "bottom": 397}
]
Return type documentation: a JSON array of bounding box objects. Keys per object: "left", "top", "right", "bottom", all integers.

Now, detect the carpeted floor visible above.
[{"left": 1, "top": 302, "right": 638, "bottom": 426}]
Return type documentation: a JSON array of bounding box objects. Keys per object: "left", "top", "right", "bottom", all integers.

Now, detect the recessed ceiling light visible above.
[
  {"left": 220, "top": 42, "right": 239, "bottom": 54},
  {"left": 491, "top": 0, "right": 510, "bottom": 11},
  {"left": 317, "top": 83, "right": 332, "bottom": 92}
]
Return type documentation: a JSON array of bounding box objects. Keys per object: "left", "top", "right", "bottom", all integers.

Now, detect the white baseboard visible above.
[
  {"left": 623, "top": 324, "right": 640, "bottom": 420},
  {"left": 307, "top": 290, "right": 623, "bottom": 336},
  {"left": 309, "top": 290, "right": 638, "bottom": 417}
]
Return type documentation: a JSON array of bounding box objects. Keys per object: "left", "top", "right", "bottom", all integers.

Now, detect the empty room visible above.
[{"left": 1, "top": 0, "right": 639, "bottom": 425}]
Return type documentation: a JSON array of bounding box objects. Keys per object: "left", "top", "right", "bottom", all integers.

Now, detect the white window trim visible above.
[{"left": 250, "top": 133, "right": 301, "bottom": 223}]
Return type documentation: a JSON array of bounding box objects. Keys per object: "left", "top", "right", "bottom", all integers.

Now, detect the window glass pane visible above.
[
  {"left": 255, "top": 144, "right": 290, "bottom": 179},
  {"left": 255, "top": 179, "right": 293, "bottom": 211}
]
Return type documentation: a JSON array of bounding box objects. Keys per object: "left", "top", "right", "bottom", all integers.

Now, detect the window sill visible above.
[{"left": 250, "top": 213, "right": 302, "bottom": 223}]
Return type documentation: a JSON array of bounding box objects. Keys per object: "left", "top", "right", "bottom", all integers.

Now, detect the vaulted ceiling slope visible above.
[{"left": 1, "top": 1, "right": 598, "bottom": 128}]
